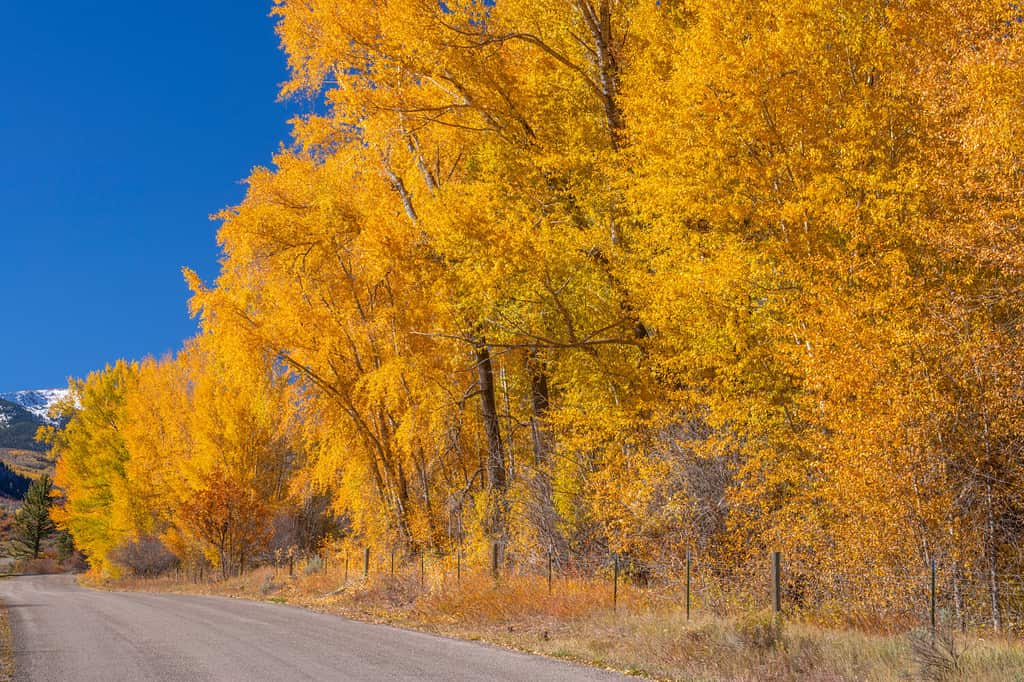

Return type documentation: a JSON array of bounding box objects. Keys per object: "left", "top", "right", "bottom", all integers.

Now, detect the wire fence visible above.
[{"left": 264, "top": 543, "right": 1024, "bottom": 636}]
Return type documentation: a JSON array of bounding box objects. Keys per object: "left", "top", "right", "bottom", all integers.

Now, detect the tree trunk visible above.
[
  {"left": 474, "top": 340, "right": 507, "bottom": 492},
  {"left": 985, "top": 482, "right": 1003, "bottom": 632},
  {"left": 525, "top": 349, "right": 566, "bottom": 556},
  {"left": 528, "top": 349, "right": 552, "bottom": 465},
  {"left": 473, "top": 339, "right": 507, "bottom": 538},
  {"left": 952, "top": 560, "right": 965, "bottom": 632},
  {"left": 575, "top": 0, "right": 623, "bottom": 148}
]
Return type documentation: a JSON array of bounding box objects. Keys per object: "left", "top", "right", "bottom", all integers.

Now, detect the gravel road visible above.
[{"left": 0, "top": 574, "right": 628, "bottom": 681}]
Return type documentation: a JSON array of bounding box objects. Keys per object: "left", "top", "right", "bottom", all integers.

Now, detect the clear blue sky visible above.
[{"left": 1, "top": 3, "right": 299, "bottom": 392}]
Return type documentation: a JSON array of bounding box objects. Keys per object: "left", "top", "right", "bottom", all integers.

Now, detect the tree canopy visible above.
[{"left": 49, "top": 0, "right": 1024, "bottom": 629}]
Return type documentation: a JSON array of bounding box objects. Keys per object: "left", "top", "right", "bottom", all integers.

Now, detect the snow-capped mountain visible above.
[
  {"left": 0, "top": 389, "right": 68, "bottom": 424},
  {"left": 0, "top": 401, "right": 18, "bottom": 427},
  {"left": 0, "top": 389, "right": 63, "bottom": 497},
  {"left": 0, "top": 399, "right": 47, "bottom": 452},
  {"left": 0, "top": 398, "right": 46, "bottom": 499}
]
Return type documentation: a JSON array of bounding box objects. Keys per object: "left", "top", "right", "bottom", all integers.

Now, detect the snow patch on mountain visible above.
[{"left": 0, "top": 389, "right": 69, "bottom": 424}]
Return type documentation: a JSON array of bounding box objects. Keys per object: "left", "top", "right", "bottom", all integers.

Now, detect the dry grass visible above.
[
  {"left": 0, "top": 595, "right": 14, "bottom": 682},
  {"left": 87, "top": 564, "right": 1024, "bottom": 681},
  {"left": 14, "top": 557, "right": 63, "bottom": 575}
]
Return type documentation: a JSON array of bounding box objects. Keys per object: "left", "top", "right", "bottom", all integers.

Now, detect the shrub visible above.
[
  {"left": 910, "top": 628, "right": 964, "bottom": 681},
  {"left": 735, "top": 611, "right": 786, "bottom": 652},
  {"left": 304, "top": 555, "right": 324, "bottom": 575},
  {"left": 260, "top": 573, "right": 281, "bottom": 595},
  {"left": 16, "top": 557, "right": 61, "bottom": 575},
  {"left": 268, "top": 494, "right": 344, "bottom": 556},
  {"left": 110, "top": 535, "right": 179, "bottom": 577}
]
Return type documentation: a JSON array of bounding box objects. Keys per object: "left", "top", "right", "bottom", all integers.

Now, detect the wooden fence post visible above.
[
  {"left": 457, "top": 548, "right": 462, "bottom": 582},
  {"left": 390, "top": 548, "right": 395, "bottom": 576},
  {"left": 364, "top": 547, "right": 370, "bottom": 578},
  {"left": 421, "top": 553, "right": 426, "bottom": 587},
  {"left": 492, "top": 542, "right": 500, "bottom": 580}
]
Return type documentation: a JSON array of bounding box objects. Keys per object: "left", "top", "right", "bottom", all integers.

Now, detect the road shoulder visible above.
[{"left": 0, "top": 594, "right": 14, "bottom": 682}]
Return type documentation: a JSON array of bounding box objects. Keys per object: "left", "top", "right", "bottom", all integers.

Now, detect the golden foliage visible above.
[{"left": 51, "top": 0, "right": 1024, "bottom": 629}]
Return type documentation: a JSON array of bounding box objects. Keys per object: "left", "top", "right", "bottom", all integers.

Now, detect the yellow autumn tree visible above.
[
  {"left": 47, "top": 361, "right": 139, "bottom": 576},
  {"left": 46, "top": 1, "right": 1024, "bottom": 631}
]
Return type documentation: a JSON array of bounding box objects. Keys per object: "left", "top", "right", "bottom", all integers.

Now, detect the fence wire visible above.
[{"left": 288, "top": 543, "right": 1024, "bottom": 636}]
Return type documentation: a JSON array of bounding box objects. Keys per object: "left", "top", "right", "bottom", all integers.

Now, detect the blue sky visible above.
[{"left": 1, "top": 3, "right": 297, "bottom": 391}]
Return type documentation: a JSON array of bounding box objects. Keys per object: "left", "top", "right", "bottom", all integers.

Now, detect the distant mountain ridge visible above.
[
  {"left": 0, "top": 388, "right": 67, "bottom": 453},
  {"left": 0, "top": 389, "right": 68, "bottom": 424},
  {"left": 0, "top": 399, "right": 48, "bottom": 452},
  {"left": 0, "top": 389, "right": 65, "bottom": 498}
]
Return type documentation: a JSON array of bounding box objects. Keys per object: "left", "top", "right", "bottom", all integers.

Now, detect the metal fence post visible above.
[
  {"left": 772, "top": 551, "right": 782, "bottom": 617},
  {"left": 930, "top": 559, "right": 937, "bottom": 638},
  {"left": 547, "top": 552, "right": 553, "bottom": 595},
  {"left": 613, "top": 554, "right": 620, "bottom": 611},
  {"left": 686, "top": 550, "right": 691, "bottom": 621}
]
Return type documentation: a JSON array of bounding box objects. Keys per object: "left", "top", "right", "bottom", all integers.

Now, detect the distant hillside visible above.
[
  {"left": 0, "top": 390, "right": 66, "bottom": 497},
  {"left": 0, "top": 400, "right": 37, "bottom": 497},
  {"left": 0, "top": 461, "right": 30, "bottom": 499},
  {"left": 0, "top": 399, "right": 48, "bottom": 452},
  {"left": 0, "top": 448, "right": 54, "bottom": 481}
]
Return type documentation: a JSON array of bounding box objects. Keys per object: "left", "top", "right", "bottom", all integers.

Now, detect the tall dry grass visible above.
[{"left": 88, "top": 560, "right": 1024, "bottom": 681}]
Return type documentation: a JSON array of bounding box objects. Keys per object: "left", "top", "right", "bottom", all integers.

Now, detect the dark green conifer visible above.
[{"left": 10, "top": 474, "right": 55, "bottom": 559}]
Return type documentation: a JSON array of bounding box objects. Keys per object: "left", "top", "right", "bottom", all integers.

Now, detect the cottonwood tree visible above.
[{"left": 46, "top": 1, "right": 1024, "bottom": 629}]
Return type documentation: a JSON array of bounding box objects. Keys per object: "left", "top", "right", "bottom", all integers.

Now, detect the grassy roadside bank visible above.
[
  {"left": 84, "top": 566, "right": 1024, "bottom": 681},
  {"left": 0, "top": 596, "right": 14, "bottom": 682}
]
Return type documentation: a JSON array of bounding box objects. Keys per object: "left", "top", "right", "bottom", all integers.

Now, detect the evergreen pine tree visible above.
[{"left": 9, "top": 474, "right": 56, "bottom": 559}]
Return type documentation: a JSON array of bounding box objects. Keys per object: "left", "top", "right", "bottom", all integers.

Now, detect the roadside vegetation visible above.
[
  {"left": 2, "top": 474, "right": 81, "bottom": 576},
  {"left": 92, "top": 563, "right": 1024, "bottom": 681},
  {"left": 0, "top": 599, "right": 12, "bottom": 682}
]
